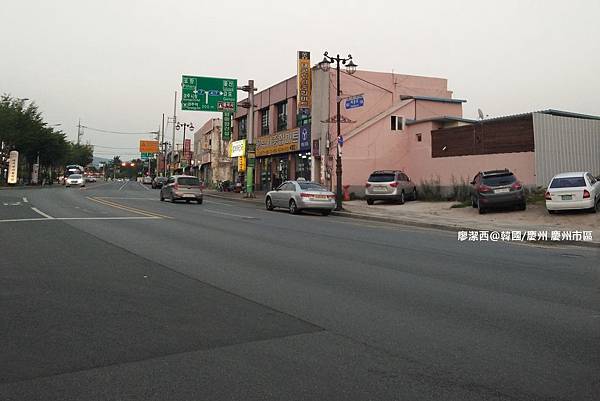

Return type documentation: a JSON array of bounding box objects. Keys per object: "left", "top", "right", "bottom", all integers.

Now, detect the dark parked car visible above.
[
  {"left": 470, "top": 169, "right": 525, "bottom": 214},
  {"left": 152, "top": 176, "right": 168, "bottom": 189}
]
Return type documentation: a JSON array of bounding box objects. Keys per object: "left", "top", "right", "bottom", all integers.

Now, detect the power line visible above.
[
  {"left": 92, "top": 144, "right": 138, "bottom": 150},
  {"left": 81, "top": 125, "right": 158, "bottom": 135}
]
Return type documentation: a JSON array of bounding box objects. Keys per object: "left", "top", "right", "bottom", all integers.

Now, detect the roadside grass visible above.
[
  {"left": 525, "top": 186, "right": 547, "bottom": 204},
  {"left": 450, "top": 200, "right": 472, "bottom": 208}
]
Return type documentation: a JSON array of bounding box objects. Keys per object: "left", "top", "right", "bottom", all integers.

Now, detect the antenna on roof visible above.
[{"left": 477, "top": 108, "right": 485, "bottom": 120}]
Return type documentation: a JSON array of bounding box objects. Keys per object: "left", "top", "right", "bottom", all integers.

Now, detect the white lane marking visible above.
[
  {"left": 139, "top": 182, "right": 151, "bottom": 191},
  {"left": 96, "top": 197, "right": 157, "bottom": 200},
  {"left": 31, "top": 207, "right": 55, "bottom": 219},
  {"left": 0, "top": 216, "right": 161, "bottom": 223},
  {"left": 118, "top": 181, "right": 128, "bottom": 191},
  {"left": 22, "top": 197, "right": 28, "bottom": 203},
  {"left": 3, "top": 202, "right": 22, "bottom": 206},
  {"left": 204, "top": 199, "right": 237, "bottom": 207},
  {"left": 204, "top": 209, "right": 257, "bottom": 219},
  {"left": 0, "top": 218, "right": 50, "bottom": 223}
]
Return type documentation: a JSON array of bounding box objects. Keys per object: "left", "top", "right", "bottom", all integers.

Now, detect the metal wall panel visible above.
[{"left": 533, "top": 113, "right": 600, "bottom": 186}]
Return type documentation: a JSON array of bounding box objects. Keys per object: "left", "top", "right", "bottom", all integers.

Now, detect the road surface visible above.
[{"left": 1, "top": 181, "right": 598, "bottom": 401}]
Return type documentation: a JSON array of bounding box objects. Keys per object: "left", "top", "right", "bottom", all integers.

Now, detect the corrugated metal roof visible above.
[{"left": 478, "top": 109, "right": 600, "bottom": 123}]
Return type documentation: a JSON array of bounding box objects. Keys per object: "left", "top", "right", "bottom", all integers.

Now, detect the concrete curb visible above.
[{"left": 205, "top": 193, "right": 599, "bottom": 249}]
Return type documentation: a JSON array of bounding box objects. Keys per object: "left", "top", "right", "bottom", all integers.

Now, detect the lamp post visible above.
[
  {"left": 176, "top": 122, "right": 194, "bottom": 174},
  {"left": 318, "top": 51, "right": 357, "bottom": 211}
]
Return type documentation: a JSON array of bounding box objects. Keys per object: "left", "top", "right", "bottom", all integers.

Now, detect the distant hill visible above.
[{"left": 91, "top": 156, "right": 111, "bottom": 167}]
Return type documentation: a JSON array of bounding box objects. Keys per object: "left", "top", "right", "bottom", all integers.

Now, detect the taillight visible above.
[
  {"left": 544, "top": 191, "right": 551, "bottom": 200},
  {"left": 327, "top": 194, "right": 336, "bottom": 199},
  {"left": 583, "top": 189, "right": 590, "bottom": 199},
  {"left": 511, "top": 181, "right": 522, "bottom": 190},
  {"left": 300, "top": 192, "right": 314, "bottom": 198},
  {"left": 389, "top": 182, "right": 398, "bottom": 188},
  {"left": 479, "top": 184, "right": 492, "bottom": 193},
  {"left": 365, "top": 183, "right": 371, "bottom": 188},
  {"left": 173, "top": 183, "right": 179, "bottom": 190}
]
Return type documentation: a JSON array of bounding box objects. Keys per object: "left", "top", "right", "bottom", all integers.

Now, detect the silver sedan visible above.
[{"left": 265, "top": 180, "right": 336, "bottom": 215}]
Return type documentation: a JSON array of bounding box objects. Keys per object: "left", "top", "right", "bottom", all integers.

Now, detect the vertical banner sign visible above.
[
  {"left": 31, "top": 164, "right": 39, "bottom": 185},
  {"left": 299, "top": 124, "right": 311, "bottom": 152},
  {"left": 297, "top": 51, "right": 311, "bottom": 110},
  {"left": 238, "top": 156, "right": 247, "bottom": 172},
  {"left": 8, "top": 150, "right": 19, "bottom": 184},
  {"left": 183, "top": 139, "right": 191, "bottom": 160},
  {"left": 222, "top": 111, "right": 232, "bottom": 141}
]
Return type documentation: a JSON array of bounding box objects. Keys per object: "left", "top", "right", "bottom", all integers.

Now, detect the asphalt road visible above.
[{"left": 1, "top": 181, "right": 598, "bottom": 401}]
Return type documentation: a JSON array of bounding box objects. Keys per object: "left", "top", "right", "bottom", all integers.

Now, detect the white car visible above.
[
  {"left": 545, "top": 172, "right": 599, "bottom": 213},
  {"left": 65, "top": 174, "right": 85, "bottom": 188}
]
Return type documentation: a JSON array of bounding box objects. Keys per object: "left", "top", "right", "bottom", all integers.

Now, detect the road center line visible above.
[
  {"left": 87, "top": 196, "right": 171, "bottom": 219},
  {"left": 0, "top": 216, "right": 160, "bottom": 223},
  {"left": 31, "top": 207, "right": 55, "bottom": 219}
]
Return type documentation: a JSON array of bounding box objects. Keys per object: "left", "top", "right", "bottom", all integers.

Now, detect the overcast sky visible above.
[{"left": 2, "top": 0, "right": 599, "bottom": 160}]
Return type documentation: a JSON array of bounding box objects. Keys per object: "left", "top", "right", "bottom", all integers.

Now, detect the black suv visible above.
[{"left": 470, "top": 169, "right": 526, "bottom": 214}]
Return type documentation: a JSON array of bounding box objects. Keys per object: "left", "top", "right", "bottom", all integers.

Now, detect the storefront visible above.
[{"left": 255, "top": 128, "right": 310, "bottom": 191}]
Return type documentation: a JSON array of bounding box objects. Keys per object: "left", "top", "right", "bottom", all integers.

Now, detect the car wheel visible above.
[
  {"left": 477, "top": 198, "right": 486, "bottom": 214},
  {"left": 591, "top": 198, "right": 599, "bottom": 213},
  {"left": 170, "top": 194, "right": 176, "bottom": 203},
  {"left": 266, "top": 196, "right": 274, "bottom": 211},
  {"left": 412, "top": 188, "right": 417, "bottom": 201},
  {"left": 321, "top": 210, "right": 331, "bottom": 216},
  {"left": 518, "top": 201, "right": 526, "bottom": 211},
  {"left": 186, "top": 200, "right": 191, "bottom": 203},
  {"left": 548, "top": 209, "right": 557, "bottom": 214},
  {"left": 471, "top": 196, "right": 477, "bottom": 208},
  {"left": 289, "top": 199, "right": 299, "bottom": 214},
  {"left": 197, "top": 198, "right": 203, "bottom": 204},
  {"left": 398, "top": 191, "right": 405, "bottom": 205},
  {"left": 366, "top": 198, "right": 374, "bottom": 205}
]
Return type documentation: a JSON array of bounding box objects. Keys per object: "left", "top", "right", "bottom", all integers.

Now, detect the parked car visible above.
[
  {"left": 85, "top": 175, "right": 97, "bottom": 183},
  {"left": 545, "top": 172, "right": 600, "bottom": 213},
  {"left": 65, "top": 174, "right": 85, "bottom": 188},
  {"left": 265, "top": 179, "right": 335, "bottom": 215},
  {"left": 160, "top": 175, "right": 203, "bottom": 204},
  {"left": 142, "top": 176, "right": 153, "bottom": 185},
  {"left": 365, "top": 170, "right": 416, "bottom": 205},
  {"left": 152, "top": 176, "right": 168, "bottom": 189},
  {"left": 470, "top": 169, "right": 525, "bottom": 214}
]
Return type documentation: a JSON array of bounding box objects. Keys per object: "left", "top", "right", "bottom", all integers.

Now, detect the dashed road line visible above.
[
  {"left": 22, "top": 197, "right": 28, "bottom": 203},
  {"left": 31, "top": 207, "right": 54, "bottom": 219},
  {"left": 139, "top": 182, "right": 151, "bottom": 191},
  {"left": 118, "top": 181, "right": 129, "bottom": 191},
  {"left": 204, "top": 209, "right": 258, "bottom": 220}
]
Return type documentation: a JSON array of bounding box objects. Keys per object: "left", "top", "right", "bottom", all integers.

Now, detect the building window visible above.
[
  {"left": 391, "top": 115, "right": 405, "bottom": 131},
  {"left": 416, "top": 133, "right": 422, "bottom": 142},
  {"left": 261, "top": 108, "right": 269, "bottom": 135},
  {"left": 276, "top": 102, "right": 287, "bottom": 131},
  {"left": 238, "top": 116, "right": 247, "bottom": 139}
]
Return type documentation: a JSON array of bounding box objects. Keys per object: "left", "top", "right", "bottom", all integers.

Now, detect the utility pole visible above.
[
  {"left": 77, "top": 119, "right": 83, "bottom": 145},
  {"left": 161, "top": 113, "right": 166, "bottom": 176},
  {"left": 171, "top": 91, "right": 177, "bottom": 176},
  {"left": 239, "top": 80, "right": 256, "bottom": 198}
]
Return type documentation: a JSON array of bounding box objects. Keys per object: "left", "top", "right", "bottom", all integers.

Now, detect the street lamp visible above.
[
  {"left": 319, "top": 51, "right": 358, "bottom": 211},
  {"left": 176, "top": 122, "right": 194, "bottom": 174}
]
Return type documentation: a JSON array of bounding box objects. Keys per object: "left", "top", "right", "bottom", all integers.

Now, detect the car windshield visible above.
[
  {"left": 482, "top": 174, "right": 516, "bottom": 186},
  {"left": 298, "top": 182, "right": 327, "bottom": 191},
  {"left": 550, "top": 177, "right": 586, "bottom": 188},
  {"left": 368, "top": 173, "right": 395, "bottom": 182},
  {"left": 69, "top": 174, "right": 82, "bottom": 179},
  {"left": 177, "top": 177, "right": 200, "bottom": 186}
]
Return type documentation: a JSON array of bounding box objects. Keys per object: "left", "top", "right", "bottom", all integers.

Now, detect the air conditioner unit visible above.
[{"left": 390, "top": 115, "right": 406, "bottom": 132}]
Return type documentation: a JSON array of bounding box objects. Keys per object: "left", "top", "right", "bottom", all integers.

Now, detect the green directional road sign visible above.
[
  {"left": 181, "top": 75, "right": 237, "bottom": 112},
  {"left": 140, "top": 152, "right": 153, "bottom": 159}
]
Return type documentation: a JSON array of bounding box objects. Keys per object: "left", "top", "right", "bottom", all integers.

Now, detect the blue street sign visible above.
[
  {"left": 337, "top": 135, "right": 344, "bottom": 146},
  {"left": 345, "top": 96, "right": 364, "bottom": 109}
]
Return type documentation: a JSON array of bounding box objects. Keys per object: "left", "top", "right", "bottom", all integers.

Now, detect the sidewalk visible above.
[{"left": 204, "top": 190, "right": 600, "bottom": 248}]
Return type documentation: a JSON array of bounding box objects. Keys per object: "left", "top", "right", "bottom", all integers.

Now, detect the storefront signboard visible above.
[
  {"left": 229, "top": 139, "right": 246, "bottom": 157},
  {"left": 297, "top": 51, "right": 312, "bottom": 110},
  {"left": 222, "top": 111, "right": 232, "bottom": 140},
  {"left": 238, "top": 156, "right": 246, "bottom": 172},
  {"left": 256, "top": 129, "right": 299, "bottom": 157},
  {"left": 299, "top": 124, "right": 311, "bottom": 151},
  {"left": 8, "top": 150, "right": 18, "bottom": 184},
  {"left": 312, "top": 139, "right": 320, "bottom": 157}
]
